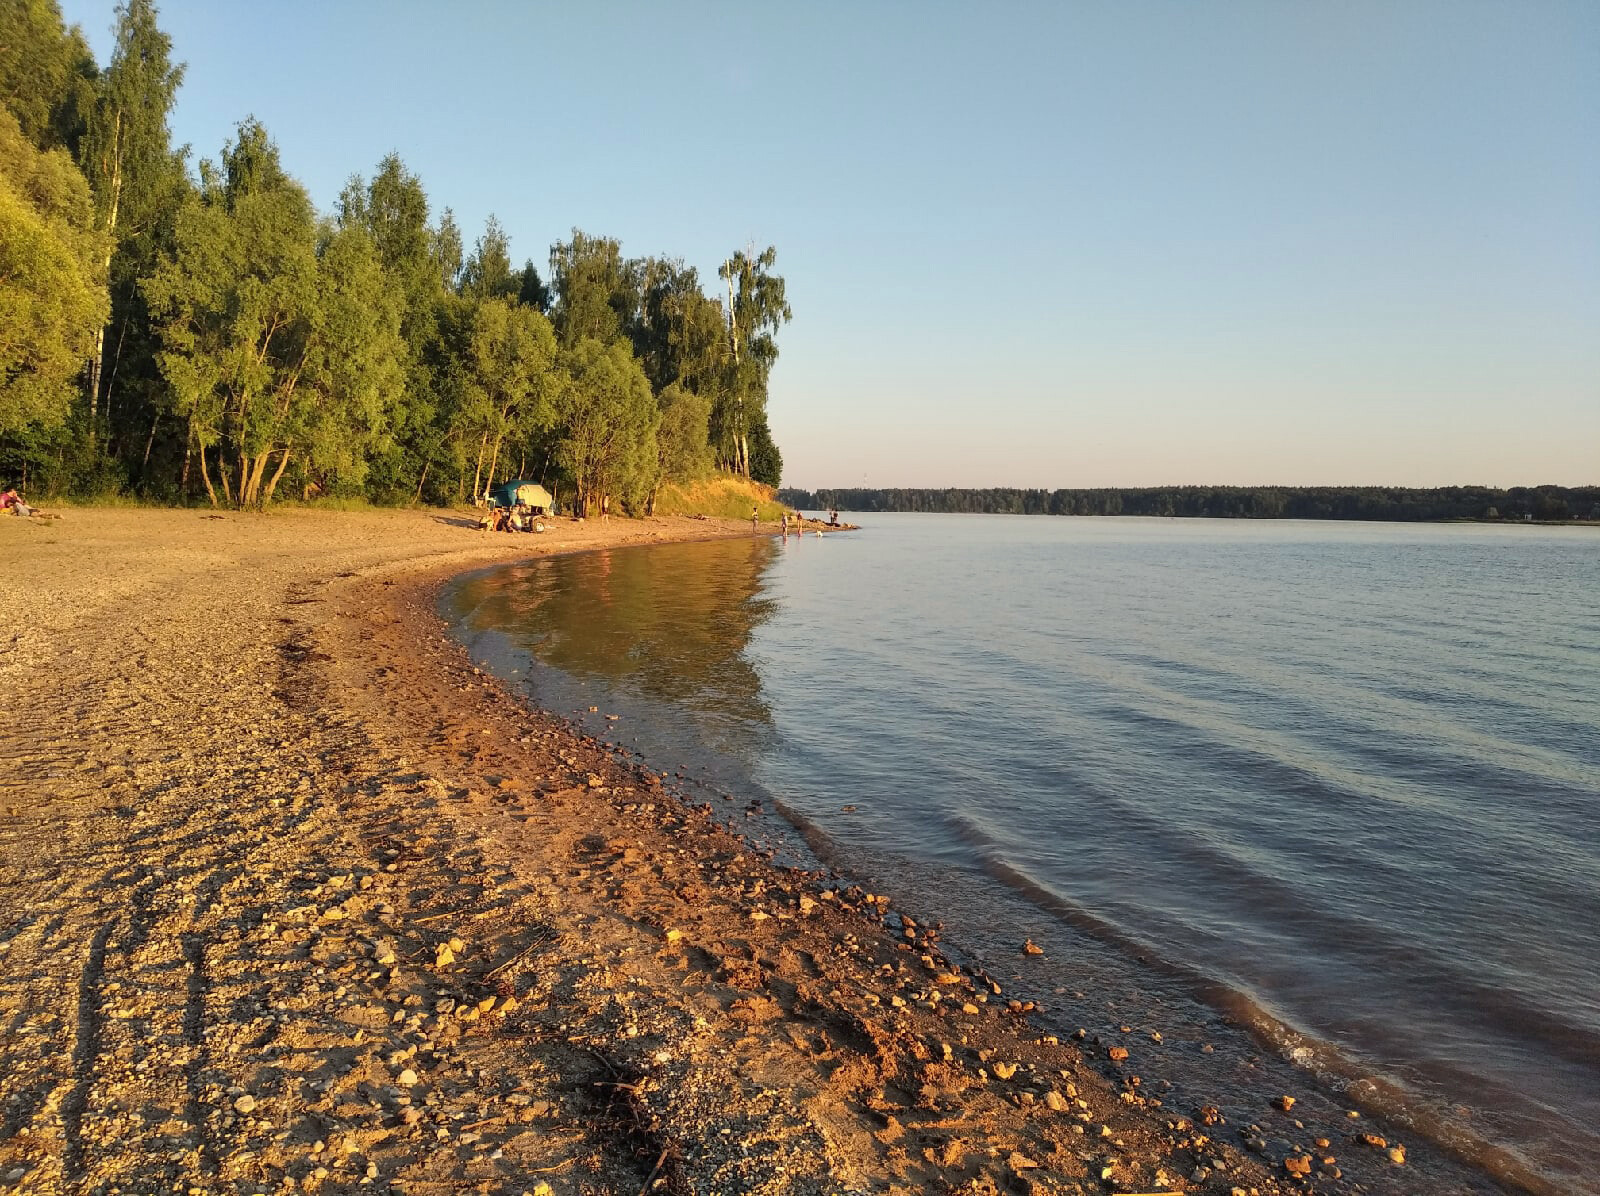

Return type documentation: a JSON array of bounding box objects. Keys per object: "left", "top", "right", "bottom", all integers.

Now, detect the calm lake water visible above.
[{"left": 445, "top": 515, "right": 1600, "bottom": 1194}]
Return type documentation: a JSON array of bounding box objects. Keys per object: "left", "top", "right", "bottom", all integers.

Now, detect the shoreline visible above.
[{"left": 0, "top": 509, "right": 1517, "bottom": 1195}]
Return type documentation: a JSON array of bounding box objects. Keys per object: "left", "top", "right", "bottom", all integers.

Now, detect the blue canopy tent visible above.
[{"left": 487, "top": 480, "right": 555, "bottom": 513}]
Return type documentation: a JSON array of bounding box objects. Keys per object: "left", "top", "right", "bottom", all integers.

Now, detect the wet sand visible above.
[{"left": 0, "top": 508, "right": 1501, "bottom": 1195}]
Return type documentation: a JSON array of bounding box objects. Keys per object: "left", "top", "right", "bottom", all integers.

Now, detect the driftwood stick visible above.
[{"left": 637, "top": 1145, "right": 670, "bottom": 1196}]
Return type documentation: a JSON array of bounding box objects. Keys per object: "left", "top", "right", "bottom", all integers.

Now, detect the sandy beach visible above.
[{"left": 0, "top": 509, "right": 1482, "bottom": 1196}]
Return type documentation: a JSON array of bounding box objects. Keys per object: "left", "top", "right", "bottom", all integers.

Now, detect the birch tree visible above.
[
  {"left": 715, "top": 246, "right": 790, "bottom": 476},
  {"left": 77, "top": 0, "right": 184, "bottom": 437},
  {"left": 145, "top": 120, "right": 402, "bottom": 506},
  {"left": 462, "top": 297, "right": 558, "bottom": 498}
]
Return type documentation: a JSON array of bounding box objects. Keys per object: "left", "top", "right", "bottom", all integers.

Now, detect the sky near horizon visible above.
[{"left": 61, "top": 0, "right": 1600, "bottom": 489}]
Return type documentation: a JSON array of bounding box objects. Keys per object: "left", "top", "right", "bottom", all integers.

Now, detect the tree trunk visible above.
[
  {"left": 260, "top": 448, "right": 292, "bottom": 506},
  {"left": 181, "top": 418, "right": 193, "bottom": 492},
  {"left": 103, "top": 315, "right": 129, "bottom": 451},
  {"left": 88, "top": 326, "right": 106, "bottom": 445},
  {"left": 88, "top": 109, "right": 124, "bottom": 440},
  {"left": 412, "top": 460, "right": 430, "bottom": 505},
  {"left": 141, "top": 410, "right": 159, "bottom": 475},
  {"left": 486, "top": 431, "right": 504, "bottom": 491},
  {"left": 219, "top": 452, "right": 234, "bottom": 507},
  {"left": 241, "top": 451, "right": 271, "bottom": 507},
  {"left": 470, "top": 432, "right": 488, "bottom": 503},
  {"left": 197, "top": 443, "right": 219, "bottom": 508}
]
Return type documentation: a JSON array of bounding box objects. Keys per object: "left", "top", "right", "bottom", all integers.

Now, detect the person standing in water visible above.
[{"left": 751, "top": 503, "right": 759, "bottom": 533}]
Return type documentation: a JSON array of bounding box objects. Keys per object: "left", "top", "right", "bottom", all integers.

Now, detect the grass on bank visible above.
[{"left": 653, "top": 474, "right": 791, "bottom": 521}]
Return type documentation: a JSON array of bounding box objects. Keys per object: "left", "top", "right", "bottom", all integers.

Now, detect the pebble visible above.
[
  {"left": 232, "top": 1095, "right": 256, "bottom": 1114},
  {"left": 397, "top": 1068, "right": 419, "bottom": 1086}
]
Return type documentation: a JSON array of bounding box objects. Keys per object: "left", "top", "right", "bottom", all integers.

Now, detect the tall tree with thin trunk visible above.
[
  {"left": 715, "top": 246, "right": 790, "bottom": 477},
  {"left": 77, "top": 0, "right": 184, "bottom": 441}
]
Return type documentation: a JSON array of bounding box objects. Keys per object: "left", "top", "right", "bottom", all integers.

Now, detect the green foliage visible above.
[
  {"left": 747, "top": 408, "right": 782, "bottom": 487},
  {"left": 628, "top": 257, "right": 726, "bottom": 396},
  {"left": 1, "top": 1, "right": 792, "bottom": 509},
  {"left": 144, "top": 120, "right": 404, "bottom": 506},
  {"left": 78, "top": 0, "right": 185, "bottom": 241},
  {"left": 432, "top": 207, "right": 463, "bottom": 293},
  {"left": 460, "top": 297, "right": 558, "bottom": 498},
  {"left": 0, "top": 108, "right": 109, "bottom": 438},
  {"left": 0, "top": 0, "right": 96, "bottom": 154},
  {"left": 654, "top": 382, "right": 713, "bottom": 484},
  {"left": 713, "top": 246, "right": 790, "bottom": 477},
  {"left": 555, "top": 337, "right": 657, "bottom": 514},
  {"left": 549, "top": 229, "right": 631, "bottom": 348},
  {"left": 460, "top": 214, "right": 518, "bottom": 302},
  {"left": 72, "top": 0, "right": 188, "bottom": 491}
]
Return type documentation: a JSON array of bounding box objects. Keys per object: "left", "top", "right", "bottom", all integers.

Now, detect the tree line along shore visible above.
[
  {"left": 781, "top": 484, "right": 1600, "bottom": 523},
  {"left": 4, "top": 1, "right": 789, "bottom": 517}
]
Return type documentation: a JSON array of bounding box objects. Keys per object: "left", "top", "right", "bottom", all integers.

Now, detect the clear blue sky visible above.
[{"left": 63, "top": 0, "right": 1599, "bottom": 489}]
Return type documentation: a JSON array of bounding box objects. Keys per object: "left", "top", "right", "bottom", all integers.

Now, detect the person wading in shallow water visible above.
[{"left": 751, "top": 503, "right": 759, "bottom": 533}]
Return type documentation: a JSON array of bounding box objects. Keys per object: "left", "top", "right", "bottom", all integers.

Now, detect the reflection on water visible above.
[{"left": 447, "top": 537, "right": 781, "bottom": 769}]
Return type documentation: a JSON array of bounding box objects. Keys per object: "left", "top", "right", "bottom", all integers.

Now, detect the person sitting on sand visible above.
[{"left": 1, "top": 486, "right": 33, "bottom": 517}]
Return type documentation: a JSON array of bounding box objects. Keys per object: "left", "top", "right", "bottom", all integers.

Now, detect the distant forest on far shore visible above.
[{"left": 779, "top": 485, "right": 1600, "bottom": 523}]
